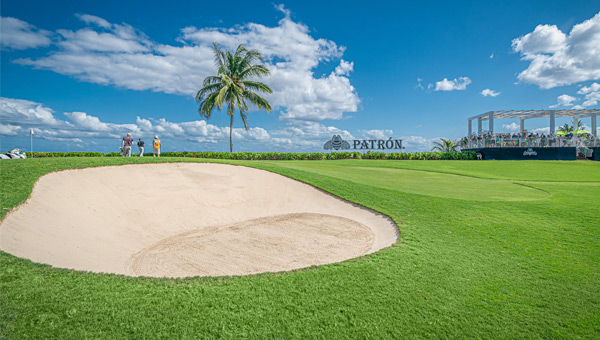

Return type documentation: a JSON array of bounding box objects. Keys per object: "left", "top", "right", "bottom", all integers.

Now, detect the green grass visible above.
[
  {"left": 1, "top": 158, "right": 599, "bottom": 339},
  {"left": 261, "top": 161, "right": 550, "bottom": 201}
]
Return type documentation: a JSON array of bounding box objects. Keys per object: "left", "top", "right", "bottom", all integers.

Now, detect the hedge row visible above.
[{"left": 31, "top": 151, "right": 476, "bottom": 160}]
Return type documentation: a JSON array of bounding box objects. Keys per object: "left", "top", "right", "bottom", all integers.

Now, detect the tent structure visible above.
[{"left": 467, "top": 109, "right": 599, "bottom": 137}]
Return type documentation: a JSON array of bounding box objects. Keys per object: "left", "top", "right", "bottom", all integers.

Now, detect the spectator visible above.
[
  {"left": 137, "top": 138, "right": 145, "bottom": 157},
  {"left": 122, "top": 133, "right": 133, "bottom": 157},
  {"left": 153, "top": 136, "right": 162, "bottom": 157}
]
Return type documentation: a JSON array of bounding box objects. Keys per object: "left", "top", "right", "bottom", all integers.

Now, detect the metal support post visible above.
[
  {"left": 520, "top": 118, "right": 525, "bottom": 133},
  {"left": 468, "top": 119, "right": 472, "bottom": 136}
]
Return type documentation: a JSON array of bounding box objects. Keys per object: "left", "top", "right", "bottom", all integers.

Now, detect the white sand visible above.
[{"left": 0, "top": 163, "right": 398, "bottom": 277}]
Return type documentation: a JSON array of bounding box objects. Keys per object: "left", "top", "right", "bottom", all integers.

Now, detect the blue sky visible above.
[{"left": 1, "top": 0, "right": 599, "bottom": 152}]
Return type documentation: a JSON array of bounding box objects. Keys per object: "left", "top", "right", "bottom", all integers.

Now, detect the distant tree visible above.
[
  {"left": 431, "top": 138, "right": 457, "bottom": 152},
  {"left": 558, "top": 123, "right": 573, "bottom": 133},
  {"left": 196, "top": 43, "right": 272, "bottom": 152}
]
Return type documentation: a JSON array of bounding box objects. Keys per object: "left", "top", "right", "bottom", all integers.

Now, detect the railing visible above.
[{"left": 461, "top": 137, "right": 600, "bottom": 149}]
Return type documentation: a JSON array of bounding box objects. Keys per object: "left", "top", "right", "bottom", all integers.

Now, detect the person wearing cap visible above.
[
  {"left": 122, "top": 133, "right": 133, "bottom": 157},
  {"left": 153, "top": 136, "right": 162, "bottom": 157}
]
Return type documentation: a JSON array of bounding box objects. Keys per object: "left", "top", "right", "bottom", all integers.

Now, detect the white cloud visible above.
[
  {"left": 74, "top": 14, "right": 111, "bottom": 29},
  {"left": 0, "top": 97, "right": 65, "bottom": 126},
  {"left": 582, "top": 101, "right": 597, "bottom": 107},
  {"left": 512, "top": 12, "right": 600, "bottom": 88},
  {"left": 0, "top": 124, "right": 22, "bottom": 135},
  {"left": 361, "top": 129, "right": 393, "bottom": 139},
  {"left": 512, "top": 24, "right": 567, "bottom": 55},
  {"left": 275, "top": 121, "right": 354, "bottom": 140},
  {"left": 334, "top": 60, "right": 353, "bottom": 76},
  {"left": 490, "top": 53, "right": 494, "bottom": 59},
  {"left": 481, "top": 88, "right": 501, "bottom": 97},
  {"left": 0, "top": 17, "right": 52, "bottom": 50},
  {"left": 502, "top": 122, "right": 520, "bottom": 131},
  {"left": 0, "top": 96, "right": 364, "bottom": 152},
  {"left": 272, "top": 62, "right": 359, "bottom": 121},
  {"left": 13, "top": 7, "right": 359, "bottom": 123},
  {"left": 549, "top": 94, "right": 578, "bottom": 108},
  {"left": 415, "top": 78, "right": 425, "bottom": 90},
  {"left": 399, "top": 136, "right": 441, "bottom": 152},
  {"left": 578, "top": 82, "right": 600, "bottom": 95},
  {"left": 45, "top": 137, "right": 84, "bottom": 143},
  {"left": 434, "top": 77, "right": 471, "bottom": 91},
  {"left": 273, "top": 4, "right": 291, "bottom": 17},
  {"left": 64, "top": 111, "right": 139, "bottom": 137},
  {"left": 56, "top": 28, "right": 150, "bottom": 53},
  {"left": 577, "top": 82, "right": 600, "bottom": 107},
  {"left": 0, "top": 96, "right": 457, "bottom": 153},
  {"left": 64, "top": 111, "right": 111, "bottom": 131},
  {"left": 0, "top": 97, "right": 203, "bottom": 143},
  {"left": 530, "top": 127, "right": 550, "bottom": 134}
]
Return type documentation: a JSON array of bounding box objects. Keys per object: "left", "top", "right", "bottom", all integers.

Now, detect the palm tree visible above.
[
  {"left": 431, "top": 138, "right": 457, "bottom": 152},
  {"left": 196, "top": 43, "right": 273, "bottom": 152},
  {"left": 558, "top": 123, "right": 573, "bottom": 133}
]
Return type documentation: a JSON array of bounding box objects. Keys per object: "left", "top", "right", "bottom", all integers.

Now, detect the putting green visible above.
[{"left": 267, "top": 162, "right": 549, "bottom": 201}]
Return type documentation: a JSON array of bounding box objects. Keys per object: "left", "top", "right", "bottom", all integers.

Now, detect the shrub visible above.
[{"left": 29, "top": 151, "right": 476, "bottom": 160}]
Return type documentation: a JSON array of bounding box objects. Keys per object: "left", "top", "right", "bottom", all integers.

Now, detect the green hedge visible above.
[
  {"left": 30, "top": 151, "right": 476, "bottom": 160},
  {"left": 31, "top": 152, "right": 106, "bottom": 158}
]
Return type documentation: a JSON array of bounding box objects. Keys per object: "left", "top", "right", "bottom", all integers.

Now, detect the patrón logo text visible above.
[
  {"left": 523, "top": 148, "right": 538, "bottom": 156},
  {"left": 324, "top": 135, "right": 404, "bottom": 151}
]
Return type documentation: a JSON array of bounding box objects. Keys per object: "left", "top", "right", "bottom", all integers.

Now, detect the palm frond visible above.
[
  {"left": 198, "top": 91, "right": 220, "bottom": 119},
  {"left": 431, "top": 138, "right": 456, "bottom": 152},
  {"left": 242, "top": 80, "right": 272, "bottom": 94},
  {"left": 195, "top": 83, "right": 222, "bottom": 102},
  {"left": 243, "top": 90, "right": 272, "bottom": 112},
  {"left": 212, "top": 43, "right": 226, "bottom": 74},
  {"left": 239, "top": 65, "right": 270, "bottom": 80},
  {"left": 239, "top": 110, "right": 249, "bottom": 130},
  {"left": 234, "top": 44, "right": 247, "bottom": 57},
  {"left": 202, "top": 76, "right": 222, "bottom": 87},
  {"left": 215, "top": 84, "right": 230, "bottom": 109},
  {"left": 225, "top": 50, "right": 234, "bottom": 74}
]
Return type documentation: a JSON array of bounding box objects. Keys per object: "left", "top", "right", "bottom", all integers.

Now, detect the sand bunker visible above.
[{"left": 0, "top": 163, "right": 397, "bottom": 277}]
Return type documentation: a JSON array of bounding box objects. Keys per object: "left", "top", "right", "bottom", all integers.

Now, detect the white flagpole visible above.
[{"left": 30, "top": 129, "right": 34, "bottom": 159}]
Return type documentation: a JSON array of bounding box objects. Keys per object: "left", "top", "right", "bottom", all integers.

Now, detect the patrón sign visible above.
[
  {"left": 523, "top": 148, "right": 538, "bottom": 156},
  {"left": 324, "top": 135, "right": 404, "bottom": 151}
]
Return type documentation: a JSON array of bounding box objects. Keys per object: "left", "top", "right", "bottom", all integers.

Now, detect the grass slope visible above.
[{"left": 1, "top": 158, "right": 599, "bottom": 339}]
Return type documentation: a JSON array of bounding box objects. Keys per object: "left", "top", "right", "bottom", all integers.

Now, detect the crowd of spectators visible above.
[{"left": 460, "top": 131, "right": 599, "bottom": 149}]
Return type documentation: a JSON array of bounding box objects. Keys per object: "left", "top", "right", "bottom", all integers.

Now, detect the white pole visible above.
[{"left": 30, "top": 129, "right": 34, "bottom": 158}]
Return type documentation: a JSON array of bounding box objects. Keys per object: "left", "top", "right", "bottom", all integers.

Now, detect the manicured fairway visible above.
[
  {"left": 1, "top": 158, "right": 599, "bottom": 339},
  {"left": 261, "top": 162, "right": 550, "bottom": 201}
]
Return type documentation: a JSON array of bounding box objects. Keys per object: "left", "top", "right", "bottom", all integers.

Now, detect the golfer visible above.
[
  {"left": 122, "top": 133, "right": 133, "bottom": 157},
  {"left": 137, "top": 138, "right": 145, "bottom": 157},
  {"left": 153, "top": 136, "right": 162, "bottom": 157}
]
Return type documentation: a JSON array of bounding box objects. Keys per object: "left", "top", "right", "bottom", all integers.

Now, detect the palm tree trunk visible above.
[{"left": 229, "top": 114, "right": 233, "bottom": 153}]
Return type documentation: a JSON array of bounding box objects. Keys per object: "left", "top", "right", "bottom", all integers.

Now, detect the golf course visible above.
[{"left": 1, "top": 157, "right": 599, "bottom": 339}]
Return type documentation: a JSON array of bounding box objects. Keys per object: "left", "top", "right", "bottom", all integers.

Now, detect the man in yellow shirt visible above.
[{"left": 153, "top": 136, "right": 162, "bottom": 157}]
